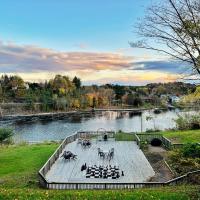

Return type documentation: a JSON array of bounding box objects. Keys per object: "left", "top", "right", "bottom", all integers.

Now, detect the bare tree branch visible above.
[{"left": 131, "top": 0, "right": 200, "bottom": 76}]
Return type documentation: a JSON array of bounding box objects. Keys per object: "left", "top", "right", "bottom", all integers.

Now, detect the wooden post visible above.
[
  {"left": 141, "top": 113, "right": 143, "bottom": 133},
  {"left": 0, "top": 105, "right": 2, "bottom": 117}
]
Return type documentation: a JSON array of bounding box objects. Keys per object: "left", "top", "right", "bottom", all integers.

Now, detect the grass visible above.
[
  {"left": 115, "top": 129, "right": 200, "bottom": 143},
  {"left": 0, "top": 143, "right": 59, "bottom": 188},
  {"left": 0, "top": 186, "right": 199, "bottom": 200},
  {"left": 114, "top": 132, "right": 135, "bottom": 141},
  {"left": 162, "top": 129, "right": 200, "bottom": 143}
]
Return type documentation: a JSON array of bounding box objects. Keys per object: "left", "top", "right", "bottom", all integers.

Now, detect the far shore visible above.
[
  {"left": 0, "top": 107, "right": 155, "bottom": 122},
  {"left": 0, "top": 105, "right": 197, "bottom": 122}
]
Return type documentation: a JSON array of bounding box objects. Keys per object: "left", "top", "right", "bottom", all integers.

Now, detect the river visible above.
[{"left": 1, "top": 109, "right": 198, "bottom": 143}]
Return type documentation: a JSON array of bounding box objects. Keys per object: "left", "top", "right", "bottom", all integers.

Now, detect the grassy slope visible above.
[
  {"left": 0, "top": 143, "right": 58, "bottom": 188},
  {"left": 0, "top": 186, "right": 199, "bottom": 200},
  {"left": 162, "top": 129, "right": 200, "bottom": 143}
]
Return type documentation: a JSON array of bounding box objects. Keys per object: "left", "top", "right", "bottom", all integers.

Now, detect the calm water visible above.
[{"left": 2, "top": 109, "right": 199, "bottom": 142}]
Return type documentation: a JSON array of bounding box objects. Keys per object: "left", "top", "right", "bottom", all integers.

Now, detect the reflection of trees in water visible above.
[
  {"left": 65, "top": 112, "right": 98, "bottom": 123},
  {"left": 129, "top": 111, "right": 142, "bottom": 118},
  {"left": 68, "top": 115, "right": 82, "bottom": 123},
  {"left": 102, "top": 111, "right": 142, "bottom": 120},
  {"left": 102, "top": 111, "right": 129, "bottom": 120}
]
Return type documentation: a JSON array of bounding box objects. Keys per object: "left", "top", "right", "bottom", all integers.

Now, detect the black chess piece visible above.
[{"left": 81, "top": 165, "right": 85, "bottom": 171}]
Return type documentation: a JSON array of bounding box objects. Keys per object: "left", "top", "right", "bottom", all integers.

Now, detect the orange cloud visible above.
[{"left": 0, "top": 41, "right": 182, "bottom": 85}]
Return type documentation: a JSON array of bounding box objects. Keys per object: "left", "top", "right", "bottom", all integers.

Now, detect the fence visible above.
[
  {"left": 39, "top": 131, "right": 115, "bottom": 180},
  {"left": 135, "top": 133, "right": 184, "bottom": 150},
  {"left": 39, "top": 170, "right": 200, "bottom": 190},
  {"left": 38, "top": 131, "right": 199, "bottom": 189}
]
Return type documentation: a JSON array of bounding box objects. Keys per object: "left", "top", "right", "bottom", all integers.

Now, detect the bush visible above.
[
  {"left": 175, "top": 114, "right": 200, "bottom": 130},
  {"left": 168, "top": 149, "right": 200, "bottom": 175},
  {"left": 181, "top": 143, "right": 200, "bottom": 158},
  {"left": 0, "top": 128, "right": 13, "bottom": 143},
  {"left": 150, "top": 138, "right": 162, "bottom": 146}
]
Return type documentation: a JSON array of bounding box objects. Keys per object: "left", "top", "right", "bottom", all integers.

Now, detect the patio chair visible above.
[
  {"left": 97, "top": 148, "right": 103, "bottom": 156},
  {"left": 99, "top": 151, "right": 105, "bottom": 159},
  {"left": 77, "top": 138, "right": 82, "bottom": 144}
]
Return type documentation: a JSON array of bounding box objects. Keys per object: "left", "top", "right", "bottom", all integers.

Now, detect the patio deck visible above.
[{"left": 45, "top": 139, "right": 155, "bottom": 183}]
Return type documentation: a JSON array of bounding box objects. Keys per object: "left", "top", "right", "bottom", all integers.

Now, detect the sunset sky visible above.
[{"left": 0, "top": 0, "right": 189, "bottom": 85}]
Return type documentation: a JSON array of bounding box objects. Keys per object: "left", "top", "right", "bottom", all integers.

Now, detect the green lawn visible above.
[
  {"left": 114, "top": 132, "right": 135, "bottom": 141},
  {"left": 162, "top": 129, "right": 200, "bottom": 143},
  {"left": 0, "top": 186, "right": 199, "bottom": 200},
  {"left": 0, "top": 143, "right": 58, "bottom": 188}
]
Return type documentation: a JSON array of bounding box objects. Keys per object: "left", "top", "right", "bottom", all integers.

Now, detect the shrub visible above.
[
  {"left": 150, "top": 138, "right": 162, "bottom": 146},
  {"left": 168, "top": 149, "right": 200, "bottom": 176},
  {"left": 181, "top": 143, "right": 200, "bottom": 158},
  {"left": 175, "top": 114, "right": 200, "bottom": 130},
  {"left": 0, "top": 128, "right": 13, "bottom": 143}
]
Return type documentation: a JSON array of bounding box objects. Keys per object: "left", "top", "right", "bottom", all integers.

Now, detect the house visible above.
[{"left": 169, "top": 95, "right": 180, "bottom": 103}]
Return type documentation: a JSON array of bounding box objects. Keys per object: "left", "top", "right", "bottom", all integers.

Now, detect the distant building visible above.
[
  {"left": 169, "top": 95, "right": 180, "bottom": 103},
  {"left": 24, "top": 83, "right": 29, "bottom": 90},
  {"left": 12, "top": 83, "right": 29, "bottom": 90}
]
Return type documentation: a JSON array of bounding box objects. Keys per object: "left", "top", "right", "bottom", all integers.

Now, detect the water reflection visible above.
[{"left": 6, "top": 109, "right": 199, "bottom": 143}]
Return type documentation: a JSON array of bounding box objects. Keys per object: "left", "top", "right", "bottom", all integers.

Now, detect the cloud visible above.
[
  {"left": 0, "top": 41, "right": 133, "bottom": 73},
  {"left": 0, "top": 41, "right": 185, "bottom": 85},
  {"left": 131, "top": 60, "right": 190, "bottom": 74}
]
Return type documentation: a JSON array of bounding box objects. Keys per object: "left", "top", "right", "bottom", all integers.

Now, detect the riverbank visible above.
[
  {"left": 0, "top": 109, "right": 141, "bottom": 123},
  {"left": 0, "top": 106, "right": 172, "bottom": 122},
  {"left": 1, "top": 103, "right": 198, "bottom": 124}
]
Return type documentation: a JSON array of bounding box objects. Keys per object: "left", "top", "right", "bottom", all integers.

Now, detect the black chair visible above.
[{"left": 103, "top": 134, "right": 108, "bottom": 141}]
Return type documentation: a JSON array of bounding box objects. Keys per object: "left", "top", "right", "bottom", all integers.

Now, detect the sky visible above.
[{"left": 0, "top": 0, "right": 189, "bottom": 85}]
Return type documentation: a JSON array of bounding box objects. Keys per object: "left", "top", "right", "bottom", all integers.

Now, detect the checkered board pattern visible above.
[{"left": 85, "top": 165, "right": 122, "bottom": 179}]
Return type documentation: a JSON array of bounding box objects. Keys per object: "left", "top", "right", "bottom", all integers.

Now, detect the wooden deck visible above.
[{"left": 45, "top": 140, "right": 155, "bottom": 183}]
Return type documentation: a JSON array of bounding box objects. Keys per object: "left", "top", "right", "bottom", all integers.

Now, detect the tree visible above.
[
  {"left": 0, "top": 84, "right": 2, "bottom": 102},
  {"left": 131, "top": 0, "right": 200, "bottom": 77},
  {"left": 49, "top": 75, "right": 75, "bottom": 96},
  {"left": 72, "top": 76, "right": 81, "bottom": 89},
  {"left": 0, "top": 128, "right": 13, "bottom": 143}
]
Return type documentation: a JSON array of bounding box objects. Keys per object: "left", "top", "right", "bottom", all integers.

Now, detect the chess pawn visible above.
[{"left": 121, "top": 171, "right": 124, "bottom": 176}]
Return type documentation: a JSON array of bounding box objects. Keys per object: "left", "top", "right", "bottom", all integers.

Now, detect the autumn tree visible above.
[
  {"left": 49, "top": 75, "right": 75, "bottom": 96},
  {"left": 181, "top": 86, "right": 200, "bottom": 105},
  {"left": 131, "top": 0, "right": 200, "bottom": 77},
  {"left": 72, "top": 76, "right": 81, "bottom": 89}
]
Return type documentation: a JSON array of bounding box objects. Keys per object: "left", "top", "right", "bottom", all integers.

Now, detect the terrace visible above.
[
  {"left": 45, "top": 138, "right": 155, "bottom": 183},
  {"left": 39, "top": 130, "right": 199, "bottom": 189}
]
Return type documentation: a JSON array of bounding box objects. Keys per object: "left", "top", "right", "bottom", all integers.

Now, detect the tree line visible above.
[{"left": 0, "top": 74, "right": 195, "bottom": 112}]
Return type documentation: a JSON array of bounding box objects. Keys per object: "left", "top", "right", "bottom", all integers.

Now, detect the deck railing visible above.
[
  {"left": 135, "top": 133, "right": 184, "bottom": 150},
  {"left": 38, "top": 131, "right": 199, "bottom": 189},
  {"left": 39, "top": 131, "right": 115, "bottom": 179},
  {"left": 39, "top": 170, "right": 200, "bottom": 190}
]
